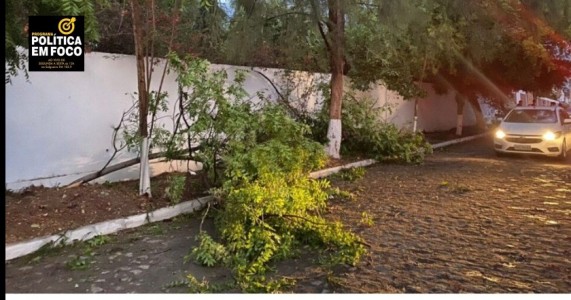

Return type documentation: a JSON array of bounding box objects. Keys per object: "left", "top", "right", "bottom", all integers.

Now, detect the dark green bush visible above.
[{"left": 302, "top": 92, "right": 432, "bottom": 164}]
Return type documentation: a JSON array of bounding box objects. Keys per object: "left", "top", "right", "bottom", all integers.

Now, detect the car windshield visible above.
[{"left": 504, "top": 109, "right": 557, "bottom": 124}]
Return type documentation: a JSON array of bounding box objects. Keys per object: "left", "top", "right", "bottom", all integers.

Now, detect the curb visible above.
[
  {"left": 309, "top": 159, "right": 377, "bottom": 179},
  {"left": 5, "top": 133, "right": 487, "bottom": 261},
  {"left": 431, "top": 132, "right": 489, "bottom": 149},
  {"left": 6, "top": 196, "right": 213, "bottom": 261},
  {"left": 309, "top": 133, "right": 489, "bottom": 180}
]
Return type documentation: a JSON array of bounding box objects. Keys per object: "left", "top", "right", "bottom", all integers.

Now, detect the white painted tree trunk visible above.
[
  {"left": 456, "top": 114, "right": 464, "bottom": 136},
  {"left": 470, "top": 103, "right": 486, "bottom": 130},
  {"left": 139, "top": 137, "right": 151, "bottom": 197},
  {"left": 413, "top": 99, "right": 419, "bottom": 133},
  {"left": 326, "top": 119, "right": 342, "bottom": 159},
  {"left": 455, "top": 92, "right": 465, "bottom": 136}
]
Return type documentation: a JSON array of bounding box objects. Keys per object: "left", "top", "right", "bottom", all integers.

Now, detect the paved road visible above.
[
  {"left": 5, "top": 215, "right": 232, "bottom": 293},
  {"left": 315, "top": 136, "right": 571, "bottom": 293},
  {"left": 5, "top": 136, "right": 571, "bottom": 293}
]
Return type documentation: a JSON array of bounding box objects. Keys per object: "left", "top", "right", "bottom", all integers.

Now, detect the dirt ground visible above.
[
  {"left": 5, "top": 172, "right": 211, "bottom": 244},
  {"left": 6, "top": 135, "right": 571, "bottom": 293}
]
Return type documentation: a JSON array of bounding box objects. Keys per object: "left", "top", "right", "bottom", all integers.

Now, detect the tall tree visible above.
[
  {"left": 324, "top": 0, "right": 346, "bottom": 158},
  {"left": 226, "top": 0, "right": 450, "bottom": 157},
  {"left": 129, "top": 0, "right": 152, "bottom": 196},
  {"left": 127, "top": 0, "right": 188, "bottom": 196}
]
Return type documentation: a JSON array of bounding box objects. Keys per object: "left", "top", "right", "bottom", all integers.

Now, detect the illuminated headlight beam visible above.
[{"left": 543, "top": 131, "right": 560, "bottom": 141}]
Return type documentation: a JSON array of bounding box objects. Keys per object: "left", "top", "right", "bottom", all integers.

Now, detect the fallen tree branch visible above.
[
  {"left": 265, "top": 213, "right": 372, "bottom": 248},
  {"left": 199, "top": 202, "right": 211, "bottom": 233},
  {"left": 99, "top": 103, "right": 136, "bottom": 174},
  {"left": 65, "top": 146, "right": 201, "bottom": 188},
  {"left": 249, "top": 69, "right": 306, "bottom": 119},
  {"left": 249, "top": 68, "right": 287, "bottom": 103}
]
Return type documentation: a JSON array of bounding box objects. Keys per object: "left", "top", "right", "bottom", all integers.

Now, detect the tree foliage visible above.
[
  {"left": 166, "top": 54, "right": 365, "bottom": 292},
  {"left": 91, "top": 0, "right": 229, "bottom": 61},
  {"left": 413, "top": 1, "right": 571, "bottom": 105},
  {"left": 305, "top": 90, "right": 433, "bottom": 163},
  {"left": 223, "top": 0, "right": 571, "bottom": 103},
  {"left": 8, "top": 0, "right": 571, "bottom": 101},
  {"left": 223, "top": 0, "right": 324, "bottom": 70}
]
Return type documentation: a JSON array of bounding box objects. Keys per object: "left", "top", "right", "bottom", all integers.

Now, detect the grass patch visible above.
[
  {"left": 360, "top": 212, "right": 374, "bottom": 227},
  {"left": 23, "top": 238, "right": 69, "bottom": 264},
  {"left": 328, "top": 187, "right": 356, "bottom": 202},
  {"left": 143, "top": 223, "right": 166, "bottom": 235},
  {"left": 336, "top": 167, "right": 366, "bottom": 182},
  {"left": 163, "top": 275, "right": 237, "bottom": 293},
  {"left": 66, "top": 255, "right": 92, "bottom": 270},
  {"left": 63, "top": 234, "right": 114, "bottom": 271}
]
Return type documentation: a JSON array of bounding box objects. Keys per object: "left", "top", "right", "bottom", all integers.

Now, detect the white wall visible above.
[
  {"left": 358, "top": 81, "right": 477, "bottom": 132},
  {"left": 7, "top": 52, "right": 194, "bottom": 190},
  {"left": 6, "top": 51, "right": 478, "bottom": 190}
]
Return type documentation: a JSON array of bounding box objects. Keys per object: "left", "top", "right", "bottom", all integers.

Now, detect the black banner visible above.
[{"left": 28, "top": 16, "right": 85, "bottom": 72}]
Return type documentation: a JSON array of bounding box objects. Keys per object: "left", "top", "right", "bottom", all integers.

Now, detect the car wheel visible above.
[{"left": 558, "top": 139, "right": 567, "bottom": 161}]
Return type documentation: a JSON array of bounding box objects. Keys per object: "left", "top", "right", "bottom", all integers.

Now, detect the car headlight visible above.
[
  {"left": 495, "top": 129, "right": 506, "bottom": 139},
  {"left": 543, "top": 131, "right": 561, "bottom": 141}
]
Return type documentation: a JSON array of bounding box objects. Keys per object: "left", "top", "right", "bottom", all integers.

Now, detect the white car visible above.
[{"left": 494, "top": 106, "right": 571, "bottom": 159}]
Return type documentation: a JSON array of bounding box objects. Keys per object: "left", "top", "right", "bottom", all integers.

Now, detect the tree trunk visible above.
[
  {"left": 455, "top": 92, "right": 466, "bottom": 136},
  {"left": 413, "top": 99, "right": 419, "bottom": 132},
  {"left": 139, "top": 137, "right": 151, "bottom": 196},
  {"left": 467, "top": 96, "right": 486, "bottom": 131},
  {"left": 130, "top": 0, "right": 151, "bottom": 197},
  {"left": 325, "top": 0, "right": 345, "bottom": 159}
]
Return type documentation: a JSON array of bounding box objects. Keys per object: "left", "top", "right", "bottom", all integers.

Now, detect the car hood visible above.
[{"left": 499, "top": 122, "right": 561, "bottom": 135}]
